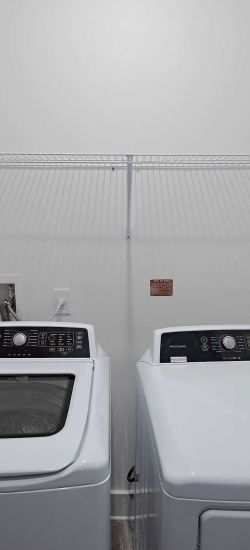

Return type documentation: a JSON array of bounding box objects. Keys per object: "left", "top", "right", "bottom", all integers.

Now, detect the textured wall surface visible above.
[{"left": 0, "top": 0, "right": 250, "bottom": 153}]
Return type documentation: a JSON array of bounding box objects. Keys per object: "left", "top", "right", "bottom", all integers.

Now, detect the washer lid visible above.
[
  {"left": 0, "top": 361, "right": 94, "bottom": 477},
  {"left": 138, "top": 360, "right": 250, "bottom": 500}
]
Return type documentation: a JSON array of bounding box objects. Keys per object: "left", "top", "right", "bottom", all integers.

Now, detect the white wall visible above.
[
  {"left": 0, "top": 0, "right": 250, "bottom": 516},
  {"left": 0, "top": 0, "right": 250, "bottom": 153}
]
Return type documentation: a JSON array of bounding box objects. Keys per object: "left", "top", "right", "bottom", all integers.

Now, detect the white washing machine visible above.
[
  {"left": 0, "top": 321, "right": 110, "bottom": 550},
  {"left": 136, "top": 325, "right": 250, "bottom": 550}
]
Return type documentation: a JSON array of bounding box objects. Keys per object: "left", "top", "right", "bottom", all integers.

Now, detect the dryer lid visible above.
[{"left": 0, "top": 361, "right": 94, "bottom": 477}]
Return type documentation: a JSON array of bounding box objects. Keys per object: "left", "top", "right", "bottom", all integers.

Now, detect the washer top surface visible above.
[{"left": 137, "top": 325, "right": 250, "bottom": 501}]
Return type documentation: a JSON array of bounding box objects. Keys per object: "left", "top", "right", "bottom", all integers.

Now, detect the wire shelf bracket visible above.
[{"left": 126, "top": 155, "right": 133, "bottom": 239}]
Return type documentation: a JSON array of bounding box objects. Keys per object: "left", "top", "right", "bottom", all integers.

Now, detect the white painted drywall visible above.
[
  {"left": 0, "top": 0, "right": 250, "bottom": 153},
  {"left": 0, "top": 0, "right": 250, "bottom": 516}
]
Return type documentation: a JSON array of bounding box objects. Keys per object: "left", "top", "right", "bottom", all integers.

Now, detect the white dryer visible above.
[
  {"left": 136, "top": 325, "right": 250, "bottom": 550},
  {"left": 0, "top": 322, "right": 110, "bottom": 550}
]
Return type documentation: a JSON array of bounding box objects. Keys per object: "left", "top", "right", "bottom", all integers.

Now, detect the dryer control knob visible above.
[
  {"left": 13, "top": 332, "right": 27, "bottom": 347},
  {"left": 222, "top": 335, "right": 236, "bottom": 350}
]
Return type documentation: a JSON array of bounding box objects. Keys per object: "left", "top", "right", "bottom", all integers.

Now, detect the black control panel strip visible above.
[
  {"left": 160, "top": 330, "right": 250, "bottom": 363},
  {"left": 0, "top": 327, "right": 90, "bottom": 358}
]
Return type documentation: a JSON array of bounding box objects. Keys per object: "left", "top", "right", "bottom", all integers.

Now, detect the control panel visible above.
[
  {"left": 0, "top": 326, "right": 90, "bottom": 358},
  {"left": 160, "top": 330, "right": 250, "bottom": 363}
]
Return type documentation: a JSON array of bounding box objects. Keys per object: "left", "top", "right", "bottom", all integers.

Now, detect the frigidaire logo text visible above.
[{"left": 169, "top": 344, "right": 186, "bottom": 348}]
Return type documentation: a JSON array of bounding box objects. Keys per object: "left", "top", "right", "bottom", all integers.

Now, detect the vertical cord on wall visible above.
[{"left": 126, "top": 154, "right": 133, "bottom": 239}]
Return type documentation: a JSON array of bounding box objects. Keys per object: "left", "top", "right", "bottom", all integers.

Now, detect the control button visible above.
[
  {"left": 12, "top": 332, "right": 27, "bottom": 347},
  {"left": 222, "top": 335, "right": 236, "bottom": 350},
  {"left": 76, "top": 344, "right": 82, "bottom": 350},
  {"left": 201, "top": 336, "right": 208, "bottom": 344},
  {"left": 201, "top": 344, "right": 209, "bottom": 352}
]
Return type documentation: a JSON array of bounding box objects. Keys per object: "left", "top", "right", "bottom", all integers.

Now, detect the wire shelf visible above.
[
  {"left": 0, "top": 153, "right": 249, "bottom": 239},
  {"left": 133, "top": 155, "right": 250, "bottom": 170},
  {"left": 0, "top": 153, "right": 128, "bottom": 169},
  {"left": 0, "top": 153, "right": 250, "bottom": 169}
]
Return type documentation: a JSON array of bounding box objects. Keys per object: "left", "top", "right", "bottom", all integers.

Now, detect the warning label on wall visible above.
[{"left": 150, "top": 279, "right": 173, "bottom": 297}]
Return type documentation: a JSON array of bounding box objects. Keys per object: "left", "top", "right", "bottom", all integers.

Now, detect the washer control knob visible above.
[
  {"left": 222, "top": 335, "right": 236, "bottom": 350},
  {"left": 13, "top": 332, "right": 27, "bottom": 347}
]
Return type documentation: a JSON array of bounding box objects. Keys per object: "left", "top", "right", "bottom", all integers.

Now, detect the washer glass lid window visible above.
[{"left": 0, "top": 375, "right": 74, "bottom": 438}]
